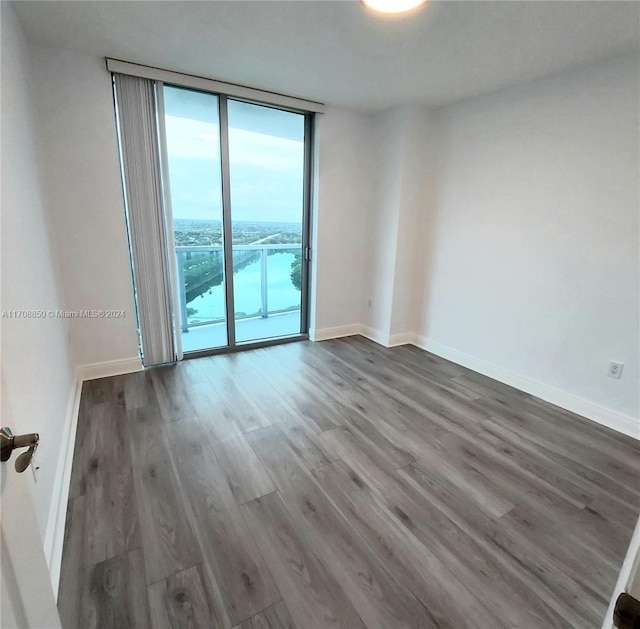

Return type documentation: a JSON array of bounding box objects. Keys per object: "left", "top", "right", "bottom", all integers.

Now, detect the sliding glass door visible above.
[
  {"left": 162, "top": 86, "right": 228, "bottom": 352},
  {"left": 227, "top": 100, "right": 306, "bottom": 343},
  {"left": 160, "top": 86, "right": 310, "bottom": 355}
]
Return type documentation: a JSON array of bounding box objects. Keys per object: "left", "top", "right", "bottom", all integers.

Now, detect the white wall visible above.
[
  {"left": 310, "top": 106, "right": 373, "bottom": 339},
  {"left": 28, "top": 45, "right": 140, "bottom": 368},
  {"left": 388, "top": 107, "right": 437, "bottom": 339},
  {"left": 419, "top": 53, "right": 639, "bottom": 425},
  {"left": 362, "top": 107, "right": 404, "bottom": 340},
  {"left": 1, "top": 3, "right": 75, "bottom": 541},
  {"left": 362, "top": 106, "right": 438, "bottom": 344}
]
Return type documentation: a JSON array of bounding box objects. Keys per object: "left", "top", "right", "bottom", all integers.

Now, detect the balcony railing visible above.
[{"left": 175, "top": 244, "right": 301, "bottom": 333}]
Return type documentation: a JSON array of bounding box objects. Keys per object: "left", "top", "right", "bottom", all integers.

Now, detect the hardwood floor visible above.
[{"left": 58, "top": 336, "right": 640, "bottom": 628}]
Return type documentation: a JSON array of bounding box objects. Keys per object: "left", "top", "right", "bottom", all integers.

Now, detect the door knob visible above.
[
  {"left": 1, "top": 427, "right": 39, "bottom": 473},
  {"left": 614, "top": 592, "right": 640, "bottom": 629}
]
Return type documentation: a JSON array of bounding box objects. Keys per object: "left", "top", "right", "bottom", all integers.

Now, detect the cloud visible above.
[{"left": 165, "top": 115, "right": 304, "bottom": 222}]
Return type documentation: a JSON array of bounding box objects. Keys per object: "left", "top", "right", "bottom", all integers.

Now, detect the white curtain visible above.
[{"left": 114, "top": 74, "right": 175, "bottom": 367}]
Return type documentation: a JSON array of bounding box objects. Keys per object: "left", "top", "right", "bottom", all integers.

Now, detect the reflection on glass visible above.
[
  {"left": 227, "top": 100, "right": 305, "bottom": 343},
  {"left": 163, "top": 86, "right": 227, "bottom": 352},
  {"left": 179, "top": 249, "right": 225, "bottom": 326}
]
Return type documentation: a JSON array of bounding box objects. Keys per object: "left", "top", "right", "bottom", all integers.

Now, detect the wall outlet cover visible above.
[{"left": 608, "top": 361, "right": 624, "bottom": 379}]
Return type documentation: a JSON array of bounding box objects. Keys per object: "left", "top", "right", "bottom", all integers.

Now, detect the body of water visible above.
[{"left": 187, "top": 251, "right": 300, "bottom": 324}]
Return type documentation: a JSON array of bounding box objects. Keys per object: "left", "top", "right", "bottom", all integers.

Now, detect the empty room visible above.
[{"left": 1, "top": 0, "right": 639, "bottom": 627}]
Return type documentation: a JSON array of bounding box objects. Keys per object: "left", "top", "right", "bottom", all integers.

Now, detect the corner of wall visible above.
[{"left": 75, "top": 356, "right": 143, "bottom": 382}]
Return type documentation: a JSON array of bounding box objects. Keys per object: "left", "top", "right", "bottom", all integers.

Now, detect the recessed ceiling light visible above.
[{"left": 361, "top": 0, "right": 428, "bottom": 15}]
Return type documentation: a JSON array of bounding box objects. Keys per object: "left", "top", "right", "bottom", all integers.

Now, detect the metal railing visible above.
[{"left": 175, "top": 244, "right": 300, "bottom": 332}]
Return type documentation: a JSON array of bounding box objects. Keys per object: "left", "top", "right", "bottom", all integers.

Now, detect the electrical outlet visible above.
[{"left": 608, "top": 361, "right": 624, "bottom": 379}]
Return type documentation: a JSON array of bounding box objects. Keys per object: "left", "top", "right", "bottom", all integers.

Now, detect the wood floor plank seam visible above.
[
  {"left": 396, "top": 462, "right": 612, "bottom": 626},
  {"left": 239, "top": 491, "right": 369, "bottom": 629},
  {"left": 160, "top": 419, "right": 281, "bottom": 628},
  {"left": 234, "top": 490, "right": 294, "bottom": 618},
  {"left": 245, "top": 426, "right": 435, "bottom": 629},
  {"left": 317, "top": 426, "right": 565, "bottom": 627},
  {"left": 314, "top": 341, "right": 488, "bottom": 442},
  {"left": 311, "top": 459, "right": 504, "bottom": 628},
  {"left": 480, "top": 415, "right": 640, "bottom": 512},
  {"left": 230, "top": 601, "right": 296, "bottom": 629},
  {"left": 58, "top": 336, "right": 639, "bottom": 629}
]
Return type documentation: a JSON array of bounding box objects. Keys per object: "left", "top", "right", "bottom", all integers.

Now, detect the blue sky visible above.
[{"left": 164, "top": 87, "right": 305, "bottom": 224}]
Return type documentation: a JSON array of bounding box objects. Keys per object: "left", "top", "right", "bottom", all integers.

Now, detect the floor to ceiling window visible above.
[
  {"left": 161, "top": 86, "right": 311, "bottom": 356},
  {"left": 113, "top": 62, "right": 318, "bottom": 365}
]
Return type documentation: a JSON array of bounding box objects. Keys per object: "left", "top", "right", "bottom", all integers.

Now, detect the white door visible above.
[{"left": 1, "top": 382, "right": 61, "bottom": 629}]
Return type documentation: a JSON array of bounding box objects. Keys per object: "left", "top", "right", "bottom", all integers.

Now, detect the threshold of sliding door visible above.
[{"left": 183, "top": 333, "right": 308, "bottom": 359}]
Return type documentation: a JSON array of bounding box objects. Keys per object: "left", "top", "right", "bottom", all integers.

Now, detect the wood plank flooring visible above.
[{"left": 58, "top": 336, "right": 640, "bottom": 628}]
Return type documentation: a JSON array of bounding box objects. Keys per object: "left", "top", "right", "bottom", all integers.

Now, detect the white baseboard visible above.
[
  {"left": 310, "top": 323, "right": 411, "bottom": 349},
  {"left": 309, "top": 324, "right": 361, "bottom": 342},
  {"left": 388, "top": 332, "right": 412, "bottom": 347},
  {"left": 358, "top": 328, "right": 411, "bottom": 348},
  {"left": 359, "top": 325, "right": 390, "bottom": 346},
  {"left": 43, "top": 377, "right": 82, "bottom": 600},
  {"left": 76, "top": 356, "right": 142, "bottom": 381},
  {"left": 310, "top": 323, "right": 389, "bottom": 346},
  {"left": 410, "top": 334, "right": 640, "bottom": 440}
]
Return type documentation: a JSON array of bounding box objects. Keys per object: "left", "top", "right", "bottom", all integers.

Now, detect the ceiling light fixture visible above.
[{"left": 361, "top": 0, "right": 428, "bottom": 15}]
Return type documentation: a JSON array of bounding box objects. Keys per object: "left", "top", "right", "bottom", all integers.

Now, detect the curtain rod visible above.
[{"left": 106, "top": 58, "right": 325, "bottom": 114}]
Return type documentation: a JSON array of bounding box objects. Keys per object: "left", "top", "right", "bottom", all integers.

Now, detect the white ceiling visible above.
[{"left": 12, "top": 0, "right": 640, "bottom": 112}]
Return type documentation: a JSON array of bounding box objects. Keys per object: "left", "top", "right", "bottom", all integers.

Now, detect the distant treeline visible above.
[{"left": 174, "top": 219, "right": 302, "bottom": 246}]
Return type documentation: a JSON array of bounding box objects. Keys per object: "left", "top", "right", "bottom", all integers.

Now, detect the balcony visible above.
[{"left": 175, "top": 244, "right": 302, "bottom": 352}]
